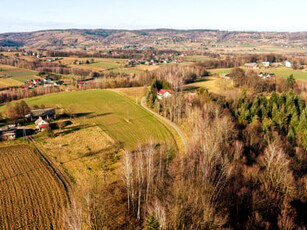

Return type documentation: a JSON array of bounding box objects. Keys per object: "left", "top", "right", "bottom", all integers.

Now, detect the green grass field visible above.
[
  {"left": 0, "top": 64, "right": 38, "bottom": 87},
  {"left": 268, "top": 67, "right": 307, "bottom": 80},
  {"left": 209, "top": 67, "right": 307, "bottom": 80},
  {"left": 1, "top": 90, "right": 174, "bottom": 149},
  {"left": 60, "top": 57, "right": 164, "bottom": 75},
  {"left": 183, "top": 55, "right": 211, "bottom": 62},
  {"left": 0, "top": 78, "right": 23, "bottom": 88},
  {"left": 209, "top": 68, "right": 233, "bottom": 75}
]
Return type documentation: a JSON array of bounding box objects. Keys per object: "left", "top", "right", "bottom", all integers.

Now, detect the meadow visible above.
[
  {"left": 208, "top": 67, "right": 307, "bottom": 80},
  {"left": 0, "top": 145, "right": 69, "bottom": 229},
  {"left": 4, "top": 90, "right": 175, "bottom": 150},
  {"left": 182, "top": 55, "right": 211, "bottom": 62},
  {"left": 0, "top": 64, "right": 39, "bottom": 88},
  {"left": 268, "top": 67, "right": 307, "bottom": 80}
]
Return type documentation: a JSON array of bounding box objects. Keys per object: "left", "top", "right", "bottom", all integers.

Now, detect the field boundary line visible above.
[
  {"left": 27, "top": 136, "right": 72, "bottom": 203},
  {"left": 140, "top": 97, "right": 188, "bottom": 154}
]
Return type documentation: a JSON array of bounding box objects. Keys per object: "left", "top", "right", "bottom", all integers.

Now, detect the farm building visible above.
[
  {"left": 0, "top": 129, "right": 16, "bottom": 140},
  {"left": 26, "top": 108, "right": 56, "bottom": 121},
  {"left": 245, "top": 63, "right": 258, "bottom": 69},
  {"left": 33, "top": 79, "right": 42, "bottom": 85},
  {"left": 54, "top": 81, "right": 64, "bottom": 86},
  {"left": 0, "top": 125, "right": 34, "bottom": 140},
  {"left": 261, "top": 62, "right": 270, "bottom": 68},
  {"left": 157, "top": 89, "right": 172, "bottom": 100},
  {"left": 259, "top": 72, "right": 275, "bottom": 79},
  {"left": 35, "top": 117, "right": 50, "bottom": 131},
  {"left": 285, "top": 61, "right": 292, "bottom": 68}
]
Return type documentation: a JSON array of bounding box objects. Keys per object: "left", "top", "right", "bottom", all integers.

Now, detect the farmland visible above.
[
  {"left": 208, "top": 67, "right": 307, "bottom": 80},
  {"left": 59, "top": 57, "right": 162, "bottom": 75},
  {"left": 0, "top": 89, "right": 177, "bottom": 189},
  {"left": 0, "top": 64, "right": 39, "bottom": 88},
  {"left": 3, "top": 90, "right": 175, "bottom": 150},
  {"left": 268, "top": 67, "right": 307, "bottom": 80},
  {"left": 0, "top": 145, "right": 69, "bottom": 229}
]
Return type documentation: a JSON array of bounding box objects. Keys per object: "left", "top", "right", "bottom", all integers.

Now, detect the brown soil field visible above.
[{"left": 0, "top": 145, "right": 70, "bottom": 229}]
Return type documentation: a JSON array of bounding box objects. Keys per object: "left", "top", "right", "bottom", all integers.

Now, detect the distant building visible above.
[
  {"left": 244, "top": 63, "right": 258, "bottom": 69},
  {"left": 157, "top": 89, "right": 172, "bottom": 100},
  {"left": 0, "top": 129, "right": 16, "bottom": 140},
  {"left": 262, "top": 62, "right": 270, "bottom": 68},
  {"left": 285, "top": 61, "right": 292, "bottom": 68},
  {"left": 53, "top": 81, "right": 64, "bottom": 86},
  {"left": 35, "top": 117, "right": 49, "bottom": 131},
  {"left": 272, "top": 62, "right": 283, "bottom": 67},
  {"left": 33, "top": 79, "right": 42, "bottom": 85},
  {"left": 259, "top": 72, "right": 275, "bottom": 79}
]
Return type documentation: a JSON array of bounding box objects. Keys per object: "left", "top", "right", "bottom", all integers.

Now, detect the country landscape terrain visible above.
[{"left": 0, "top": 6, "right": 307, "bottom": 229}]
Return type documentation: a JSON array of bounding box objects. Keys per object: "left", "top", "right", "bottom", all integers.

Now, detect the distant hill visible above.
[{"left": 0, "top": 29, "right": 307, "bottom": 50}]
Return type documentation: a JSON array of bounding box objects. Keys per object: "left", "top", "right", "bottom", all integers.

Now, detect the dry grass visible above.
[
  {"left": 111, "top": 86, "right": 148, "bottom": 102},
  {"left": 185, "top": 77, "right": 242, "bottom": 100},
  {"left": 39, "top": 123, "right": 115, "bottom": 186}
]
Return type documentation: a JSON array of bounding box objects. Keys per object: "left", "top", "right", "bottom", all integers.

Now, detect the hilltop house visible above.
[
  {"left": 26, "top": 108, "right": 56, "bottom": 121},
  {"left": 245, "top": 63, "right": 258, "bottom": 69},
  {"left": 35, "top": 117, "right": 49, "bottom": 131},
  {"left": 157, "top": 89, "right": 172, "bottom": 100}
]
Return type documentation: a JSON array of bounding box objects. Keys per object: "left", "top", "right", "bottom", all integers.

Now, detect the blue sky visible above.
[{"left": 1, "top": 0, "right": 306, "bottom": 33}]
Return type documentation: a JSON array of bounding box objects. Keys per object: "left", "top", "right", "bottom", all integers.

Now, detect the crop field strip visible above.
[
  {"left": 0, "top": 64, "right": 39, "bottom": 87},
  {"left": 0, "top": 145, "right": 69, "bottom": 229}
]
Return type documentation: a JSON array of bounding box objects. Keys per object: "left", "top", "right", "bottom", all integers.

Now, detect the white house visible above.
[
  {"left": 35, "top": 117, "right": 50, "bottom": 131},
  {"left": 261, "top": 62, "right": 270, "bottom": 68},
  {"left": 244, "top": 63, "right": 258, "bottom": 69},
  {"left": 285, "top": 61, "right": 292, "bottom": 68}
]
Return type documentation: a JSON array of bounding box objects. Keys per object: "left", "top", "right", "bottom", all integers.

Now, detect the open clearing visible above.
[
  {"left": 0, "top": 145, "right": 69, "bottom": 229},
  {"left": 185, "top": 76, "right": 241, "bottom": 100}
]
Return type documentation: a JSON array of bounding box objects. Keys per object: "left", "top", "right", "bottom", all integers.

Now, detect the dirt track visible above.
[{"left": 141, "top": 97, "right": 188, "bottom": 154}]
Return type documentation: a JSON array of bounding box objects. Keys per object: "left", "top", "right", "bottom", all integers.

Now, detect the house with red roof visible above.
[
  {"left": 157, "top": 89, "right": 172, "bottom": 100},
  {"left": 32, "top": 79, "right": 41, "bottom": 85},
  {"left": 35, "top": 117, "right": 49, "bottom": 131}
]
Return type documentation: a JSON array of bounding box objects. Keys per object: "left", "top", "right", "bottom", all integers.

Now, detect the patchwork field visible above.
[
  {"left": 58, "top": 57, "right": 162, "bottom": 75},
  {"left": 0, "top": 64, "right": 39, "bottom": 88},
  {"left": 0, "top": 145, "right": 69, "bottom": 229}
]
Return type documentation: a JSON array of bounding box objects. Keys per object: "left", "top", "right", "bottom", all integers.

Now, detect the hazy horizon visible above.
[{"left": 1, "top": 0, "right": 307, "bottom": 33}]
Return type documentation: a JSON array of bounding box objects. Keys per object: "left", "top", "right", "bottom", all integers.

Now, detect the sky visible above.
[{"left": 1, "top": 0, "right": 307, "bottom": 33}]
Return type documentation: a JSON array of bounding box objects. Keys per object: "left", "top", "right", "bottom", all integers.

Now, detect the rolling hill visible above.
[{"left": 0, "top": 29, "right": 307, "bottom": 51}]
